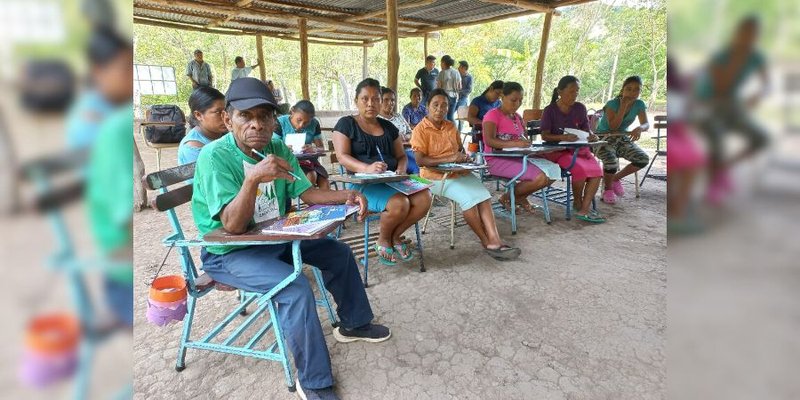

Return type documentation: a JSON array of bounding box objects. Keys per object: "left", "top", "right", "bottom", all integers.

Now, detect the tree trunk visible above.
[
  {"left": 338, "top": 75, "right": 352, "bottom": 110},
  {"left": 299, "top": 18, "right": 310, "bottom": 100},
  {"left": 607, "top": 49, "right": 619, "bottom": 101},
  {"left": 133, "top": 137, "right": 148, "bottom": 212}
]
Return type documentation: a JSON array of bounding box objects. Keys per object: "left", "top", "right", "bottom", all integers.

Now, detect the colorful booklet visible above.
[
  {"left": 260, "top": 204, "right": 358, "bottom": 236},
  {"left": 385, "top": 175, "right": 433, "bottom": 195}
]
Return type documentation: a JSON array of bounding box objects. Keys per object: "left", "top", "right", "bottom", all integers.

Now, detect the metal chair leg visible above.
[
  {"left": 422, "top": 195, "right": 434, "bottom": 234},
  {"left": 175, "top": 296, "right": 197, "bottom": 371},
  {"left": 311, "top": 267, "right": 338, "bottom": 327},
  {"left": 72, "top": 340, "right": 94, "bottom": 400},
  {"left": 509, "top": 183, "right": 517, "bottom": 235},
  {"left": 362, "top": 218, "right": 370, "bottom": 288},
  {"left": 449, "top": 200, "right": 456, "bottom": 249},
  {"left": 239, "top": 290, "right": 248, "bottom": 316},
  {"left": 414, "top": 222, "right": 425, "bottom": 272},
  {"left": 640, "top": 153, "right": 658, "bottom": 187},
  {"left": 565, "top": 174, "right": 572, "bottom": 220},
  {"left": 269, "top": 301, "right": 295, "bottom": 392},
  {"left": 541, "top": 186, "right": 552, "bottom": 225}
]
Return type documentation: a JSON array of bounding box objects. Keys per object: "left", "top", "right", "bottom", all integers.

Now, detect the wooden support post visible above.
[
  {"left": 386, "top": 0, "right": 399, "bottom": 91},
  {"left": 299, "top": 18, "right": 309, "bottom": 100},
  {"left": 255, "top": 35, "right": 266, "bottom": 81},
  {"left": 362, "top": 44, "right": 369, "bottom": 80},
  {"left": 423, "top": 32, "right": 428, "bottom": 59},
  {"left": 533, "top": 12, "right": 553, "bottom": 110},
  {"left": 133, "top": 138, "right": 148, "bottom": 212}
]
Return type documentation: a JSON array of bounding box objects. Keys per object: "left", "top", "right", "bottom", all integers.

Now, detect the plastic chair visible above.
[
  {"left": 330, "top": 165, "right": 425, "bottom": 287},
  {"left": 640, "top": 115, "right": 667, "bottom": 186},
  {"left": 421, "top": 175, "right": 461, "bottom": 249},
  {"left": 482, "top": 153, "right": 553, "bottom": 234},
  {"left": 144, "top": 162, "right": 338, "bottom": 393}
]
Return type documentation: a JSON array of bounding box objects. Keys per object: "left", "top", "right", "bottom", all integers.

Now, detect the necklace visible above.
[{"left": 505, "top": 112, "right": 520, "bottom": 133}]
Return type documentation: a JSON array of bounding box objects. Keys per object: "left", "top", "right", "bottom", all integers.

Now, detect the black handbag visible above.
[
  {"left": 145, "top": 105, "right": 186, "bottom": 143},
  {"left": 19, "top": 61, "right": 75, "bottom": 113}
]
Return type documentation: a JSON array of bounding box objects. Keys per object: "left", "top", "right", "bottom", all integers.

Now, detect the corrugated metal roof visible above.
[{"left": 134, "top": 0, "right": 594, "bottom": 44}]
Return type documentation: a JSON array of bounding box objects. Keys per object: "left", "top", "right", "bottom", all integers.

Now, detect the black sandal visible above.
[{"left": 484, "top": 245, "right": 521, "bottom": 261}]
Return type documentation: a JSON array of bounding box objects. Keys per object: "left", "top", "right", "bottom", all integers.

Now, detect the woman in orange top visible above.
[{"left": 410, "top": 89, "right": 520, "bottom": 261}]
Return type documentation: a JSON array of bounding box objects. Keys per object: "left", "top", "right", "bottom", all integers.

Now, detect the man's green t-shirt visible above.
[
  {"left": 192, "top": 133, "right": 312, "bottom": 255},
  {"left": 87, "top": 105, "right": 133, "bottom": 284}
]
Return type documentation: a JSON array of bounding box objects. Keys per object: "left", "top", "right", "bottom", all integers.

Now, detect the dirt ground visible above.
[{"left": 132, "top": 129, "right": 667, "bottom": 400}]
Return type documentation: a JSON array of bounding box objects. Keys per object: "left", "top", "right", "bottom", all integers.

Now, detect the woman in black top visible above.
[{"left": 333, "top": 78, "right": 433, "bottom": 265}]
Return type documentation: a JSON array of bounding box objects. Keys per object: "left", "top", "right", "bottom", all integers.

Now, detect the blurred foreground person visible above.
[
  {"left": 65, "top": 26, "right": 133, "bottom": 149},
  {"left": 667, "top": 57, "right": 707, "bottom": 235}
]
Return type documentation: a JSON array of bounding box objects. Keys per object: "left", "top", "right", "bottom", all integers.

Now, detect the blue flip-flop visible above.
[
  {"left": 393, "top": 242, "right": 414, "bottom": 261},
  {"left": 374, "top": 244, "right": 397, "bottom": 266}
]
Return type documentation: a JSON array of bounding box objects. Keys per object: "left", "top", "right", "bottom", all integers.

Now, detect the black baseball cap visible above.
[{"left": 225, "top": 77, "right": 278, "bottom": 111}]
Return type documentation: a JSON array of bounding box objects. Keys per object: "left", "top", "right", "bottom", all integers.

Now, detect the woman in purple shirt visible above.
[{"left": 540, "top": 75, "right": 605, "bottom": 223}]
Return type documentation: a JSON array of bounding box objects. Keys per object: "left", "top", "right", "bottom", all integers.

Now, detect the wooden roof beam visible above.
[
  {"left": 206, "top": 0, "right": 255, "bottom": 27},
  {"left": 349, "top": 0, "right": 436, "bottom": 21},
  {"left": 140, "top": 0, "right": 401, "bottom": 35},
  {"left": 241, "top": 0, "right": 423, "bottom": 32},
  {"left": 479, "top": 0, "right": 561, "bottom": 15},
  {"left": 411, "top": 8, "right": 537, "bottom": 34},
  {"left": 134, "top": 16, "right": 372, "bottom": 46}
]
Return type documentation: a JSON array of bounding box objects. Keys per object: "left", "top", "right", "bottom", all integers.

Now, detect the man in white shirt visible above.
[{"left": 230, "top": 56, "right": 260, "bottom": 81}]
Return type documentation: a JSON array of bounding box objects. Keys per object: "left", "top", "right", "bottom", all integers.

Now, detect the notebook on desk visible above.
[
  {"left": 353, "top": 171, "right": 397, "bottom": 178},
  {"left": 436, "top": 162, "right": 485, "bottom": 170},
  {"left": 260, "top": 204, "right": 359, "bottom": 236},
  {"left": 385, "top": 175, "right": 433, "bottom": 195}
]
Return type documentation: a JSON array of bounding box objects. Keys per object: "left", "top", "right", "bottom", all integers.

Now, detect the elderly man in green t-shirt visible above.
[{"left": 192, "top": 77, "right": 390, "bottom": 399}]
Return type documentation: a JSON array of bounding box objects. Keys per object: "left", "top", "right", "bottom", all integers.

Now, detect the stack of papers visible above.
[
  {"left": 284, "top": 133, "right": 307, "bottom": 154},
  {"left": 559, "top": 128, "right": 590, "bottom": 144},
  {"left": 501, "top": 147, "right": 534, "bottom": 152}
]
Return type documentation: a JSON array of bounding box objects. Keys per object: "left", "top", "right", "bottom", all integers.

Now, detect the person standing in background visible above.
[
  {"left": 436, "top": 55, "right": 461, "bottom": 122},
  {"left": 186, "top": 49, "right": 213, "bottom": 89},
  {"left": 266, "top": 79, "right": 289, "bottom": 114},
  {"left": 230, "top": 56, "right": 259, "bottom": 81},
  {"left": 414, "top": 55, "right": 439, "bottom": 105},
  {"left": 456, "top": 60, "right": 473, "bottom": 132}
]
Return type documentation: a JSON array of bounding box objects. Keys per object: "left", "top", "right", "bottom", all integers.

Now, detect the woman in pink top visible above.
[
  {"left": 482, "top": 82, "right": 560, "bottom": 213},
  {"left": 540, "top": 75, "right": 605, "bottom": 223}
]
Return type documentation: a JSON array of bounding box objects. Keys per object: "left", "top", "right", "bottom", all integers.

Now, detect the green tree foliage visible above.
[{"left": 133, "top": 0, "right": 666, "bottom": 114}]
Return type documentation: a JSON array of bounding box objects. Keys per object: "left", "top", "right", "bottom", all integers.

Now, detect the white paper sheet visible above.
[{"left": 284, "top": 133, "right": 306, "bottom": 154}]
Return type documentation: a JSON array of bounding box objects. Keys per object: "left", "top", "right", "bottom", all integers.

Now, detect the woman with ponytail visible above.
[
  {"left": 178, "top": 86, "right": 228, "bottom": 165},
  {"left": 540, "top": 75, "right": 606, "bottom": 223}
]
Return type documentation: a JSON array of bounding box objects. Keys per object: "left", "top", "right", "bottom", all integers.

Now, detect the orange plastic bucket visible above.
[
  {"left": 149, "top": 275, "right": 187, "bottom": 303},
  {"left": 25, "top": 313, "right": 81, "bottom": 354}
]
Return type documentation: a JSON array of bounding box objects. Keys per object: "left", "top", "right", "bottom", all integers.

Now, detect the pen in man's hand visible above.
[{"left": 251, "top": 148, "right": 302, "bottom": 180}]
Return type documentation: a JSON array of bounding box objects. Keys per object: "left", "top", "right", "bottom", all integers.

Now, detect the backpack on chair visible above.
[
  {"left": 587, "top": 108, "right": 603, "bottom": 133},
  {"left": 145, "top": 105, "right": 186, "bottom": 143}
]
